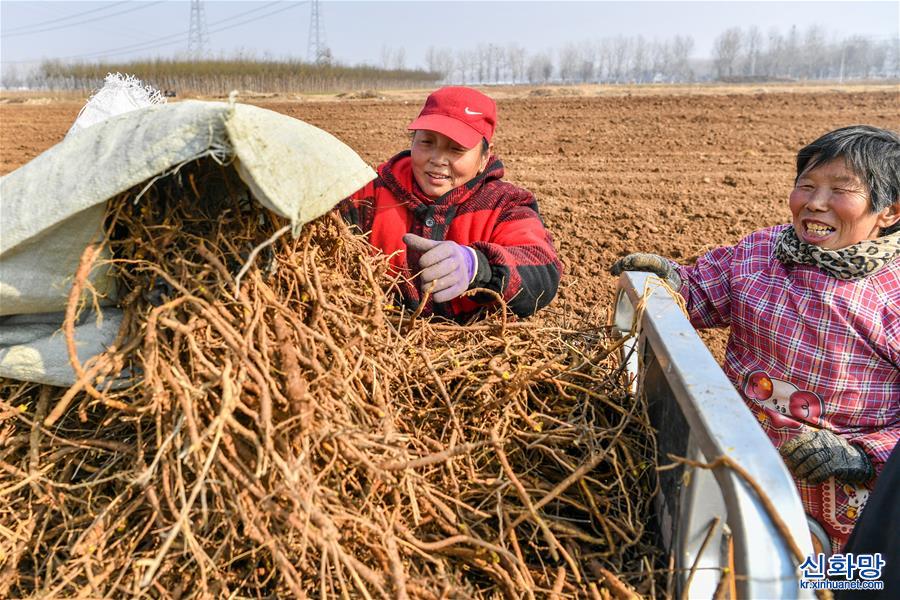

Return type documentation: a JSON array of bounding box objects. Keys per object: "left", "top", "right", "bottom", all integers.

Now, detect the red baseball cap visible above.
[{"left": 408, "top": 86, "right": 497, "bottom": 149}]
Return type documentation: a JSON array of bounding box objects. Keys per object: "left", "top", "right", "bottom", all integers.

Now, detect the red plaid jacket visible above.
[
  {"left": 676, "top": 225, "right": 900, "bottom": 551},
  {"left": 339, "top": 151, "right": 561, "bottom": 321}
]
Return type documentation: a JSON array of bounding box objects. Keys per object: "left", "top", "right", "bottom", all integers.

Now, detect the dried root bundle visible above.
[{"left": 0, "top": 158, "right": 661, "bottom": 598}]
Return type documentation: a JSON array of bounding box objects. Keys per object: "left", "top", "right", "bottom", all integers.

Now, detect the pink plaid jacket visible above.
[{"left": 676, "top": 225, "right": 900, "bottom": 551}]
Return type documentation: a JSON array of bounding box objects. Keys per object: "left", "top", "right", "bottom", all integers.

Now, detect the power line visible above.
[
  {"left": 3, "top": 2, "right": 305, "bottom": 64},
  {"left": 208, "top": 3, "right": 306, "bottom": 43},
  {"left": 3, "top": 1, "right": 131, "bottom": 34},
  {"left": 126, "top": 2, "right": 307, "bottom": 60},
  {"left": 3, "top": 2, "right": 165, "bottom": 38},
  {"left": 92, "top": 1, "right": 287, "bottom": 61}
]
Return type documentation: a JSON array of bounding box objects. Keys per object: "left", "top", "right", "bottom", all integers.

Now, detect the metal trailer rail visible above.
[{"left": 612, "top": 272, "right": 814, "bottom": 599}]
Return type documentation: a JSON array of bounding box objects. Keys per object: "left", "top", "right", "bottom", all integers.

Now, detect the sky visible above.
[{"left": 1, "top": 0, "right": 898, "bottom": 76}]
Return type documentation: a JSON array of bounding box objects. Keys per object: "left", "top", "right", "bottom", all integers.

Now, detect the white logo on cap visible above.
[{"left": 464, "top": 107, "right": 482, "bottom": 115}]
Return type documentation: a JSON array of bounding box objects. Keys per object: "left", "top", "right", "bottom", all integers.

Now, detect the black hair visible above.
[{"left": 796, "top": 125, "right": 900, "bottom": 235}]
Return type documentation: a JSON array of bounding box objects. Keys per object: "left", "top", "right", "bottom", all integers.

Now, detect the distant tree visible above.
[
  {"left": 542, "top": 52, "right": 555, "bottom": 82},
  {"left": 672, "top": 35, "right": 695, "bottom": 81},
  {"left": 595, "top": 39, "right": 612, "bottom": 82},
  {"left": 650, "top": 39, "right": 671, "bottom": 81},
  {"left": 455, "top": 49, "right": 477, "bottom": 84},
  {"left": 610, "top": 36, "right": 630, "bottom": 82},
  {"left": 558, "top": 44, "right": 580, "bottom": 83},
  {"left": 712, "top": 27, "right": 742, "bottom": 79},
  {"left": 0, "top": 64, "right": 20, "bottom": 89},
  {"left": 578, "top": 46, "right": 596, "bottom": 83},
  {"left": 377, "top": 45, "right": 406, "bottom": 70},
  {"left": 742, "top": 26, "right": 762, "bottom": 77},
  {"left": 784, "top": 25, "right": 800, "bottom": 78},
  {"left": 506, "top": 44, "right": 526, "bottom": 83},
  {"left": 474, "top": 44, "right": 488, "bottom": 83},
  {"left": 843, "top": 37, "right": 872, "bottom": 79},
  {"left": 425, "top": 46, "right": 439, "bottom": 74},
  {"left": 428, "top": 47, "right": 455, "bottom": 82},
  {"left": 393, "top": 47, "right": 406, "bottom": 70},
  {"left": 527, "top": 53, "right": 553, "bottom": 83},
  {"left": 476, "top": 44, "right": 489, "bottom": 83},
  {"left": 865, "top": 39, "right": 889, "bottom": 78},
  {"left": 630, "top": 35, "right": 648, "bottom": 82},
  {"left": 487, "top": 44, "right": 505, "bottom": 83},
  {"left": 555, "top": 42, "right": 596, "bottom": 83},
  {"left": 800, "top": 25, "right": 827, "bottom": 79},
  {"left": 759, "top": 27, "right": 782, "bottom": 78},
  {"left": 886, "top": 38, "right": 900, "bottom": 78}
]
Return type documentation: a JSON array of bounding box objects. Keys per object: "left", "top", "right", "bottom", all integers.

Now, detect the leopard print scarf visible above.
[{"left": 774, "top": 226, "right": 900, "bottom": 280}]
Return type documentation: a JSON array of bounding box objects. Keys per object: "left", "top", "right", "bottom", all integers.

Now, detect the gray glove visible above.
[
  {"left": 609, "top": 253, "right": 682, "bottom": 290},
  {"left": 780, "top": 429, "right": 874, "bottom": 485}
]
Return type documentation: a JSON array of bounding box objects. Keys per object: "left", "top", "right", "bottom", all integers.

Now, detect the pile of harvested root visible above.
[{"left": 0, "top": 157, "right": 661, "bottom": 598}]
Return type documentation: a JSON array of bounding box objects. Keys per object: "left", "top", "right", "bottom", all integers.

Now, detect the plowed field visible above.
[{"left": 3, "top": 85, "right": 898, "bottom": 344}]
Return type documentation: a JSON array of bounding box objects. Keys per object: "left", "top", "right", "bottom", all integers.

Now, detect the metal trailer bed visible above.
[{"left": 612, "top": 271, "right": 816, "bottom": 599}]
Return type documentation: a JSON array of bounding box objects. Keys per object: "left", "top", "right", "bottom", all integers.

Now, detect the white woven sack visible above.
[
  {"left": 1, "top": 100, "right": 375, "bottom": 386},
  {"left": 66, "top": 72, "right": 165, "bottom": 137}
]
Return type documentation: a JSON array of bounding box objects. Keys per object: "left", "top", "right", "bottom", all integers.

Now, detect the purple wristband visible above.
[{"left": 462, "top": 245, "right": 476, "bottom": 284}]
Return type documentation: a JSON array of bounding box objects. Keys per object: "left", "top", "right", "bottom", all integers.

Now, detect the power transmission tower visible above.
[
  {"left": 307, "top": 0, "right": 328, "bottom": 64},
  {"left": 188, "top": 0, "right": 210, "bottom": 60}
]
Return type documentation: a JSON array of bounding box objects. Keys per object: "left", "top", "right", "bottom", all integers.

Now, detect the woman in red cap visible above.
[{"left": 340, "top": 86, "right": 561, "bottom": 321}]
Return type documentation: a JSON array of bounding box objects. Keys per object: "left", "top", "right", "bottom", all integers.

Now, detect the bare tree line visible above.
[
  {"left": 6, "top": 58, "right": 440, "bottom": 95},
  {"left": 420, "top": 36, "right": 695, "bottom": 85},
  {"left": 414, "top": 26, "right": 896, "bottom": 85},
  {"left": 712, "top": 25, "right": 898, "bottom": 81}
]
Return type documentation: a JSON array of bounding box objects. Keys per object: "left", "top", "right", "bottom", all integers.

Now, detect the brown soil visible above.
[{"left": 3, "top": 85, "right": 898, "bottom": 353}]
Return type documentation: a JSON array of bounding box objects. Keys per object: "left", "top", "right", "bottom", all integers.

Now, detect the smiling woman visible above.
[
  {"left": 790, "top": 159, "right": 890, "bottom": 248},
  {"left": 790, "top": 126, "right": 900, "bottom": 247},
  {"left": 611, "top": 124, "right": 900, "bottom": 554},
  {"left": 409, "top": 130, "right": 489, "bottom": 200},
  {"left": 775, "top": 126, "right": 900, "bottom": 280},
  {"left": 338, "top": 86, "right": 562, "bottom": 321}
]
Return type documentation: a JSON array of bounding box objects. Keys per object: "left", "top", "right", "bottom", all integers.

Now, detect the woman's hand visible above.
[
  {"left": 403, "top": 234, "right": 476, "bottom": 303},
  {"left": 610, "top": 253, "right": 682, "bottom": 290},
  {"left": 780, "top": 429, "right": 874, "bottom": 484}
]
